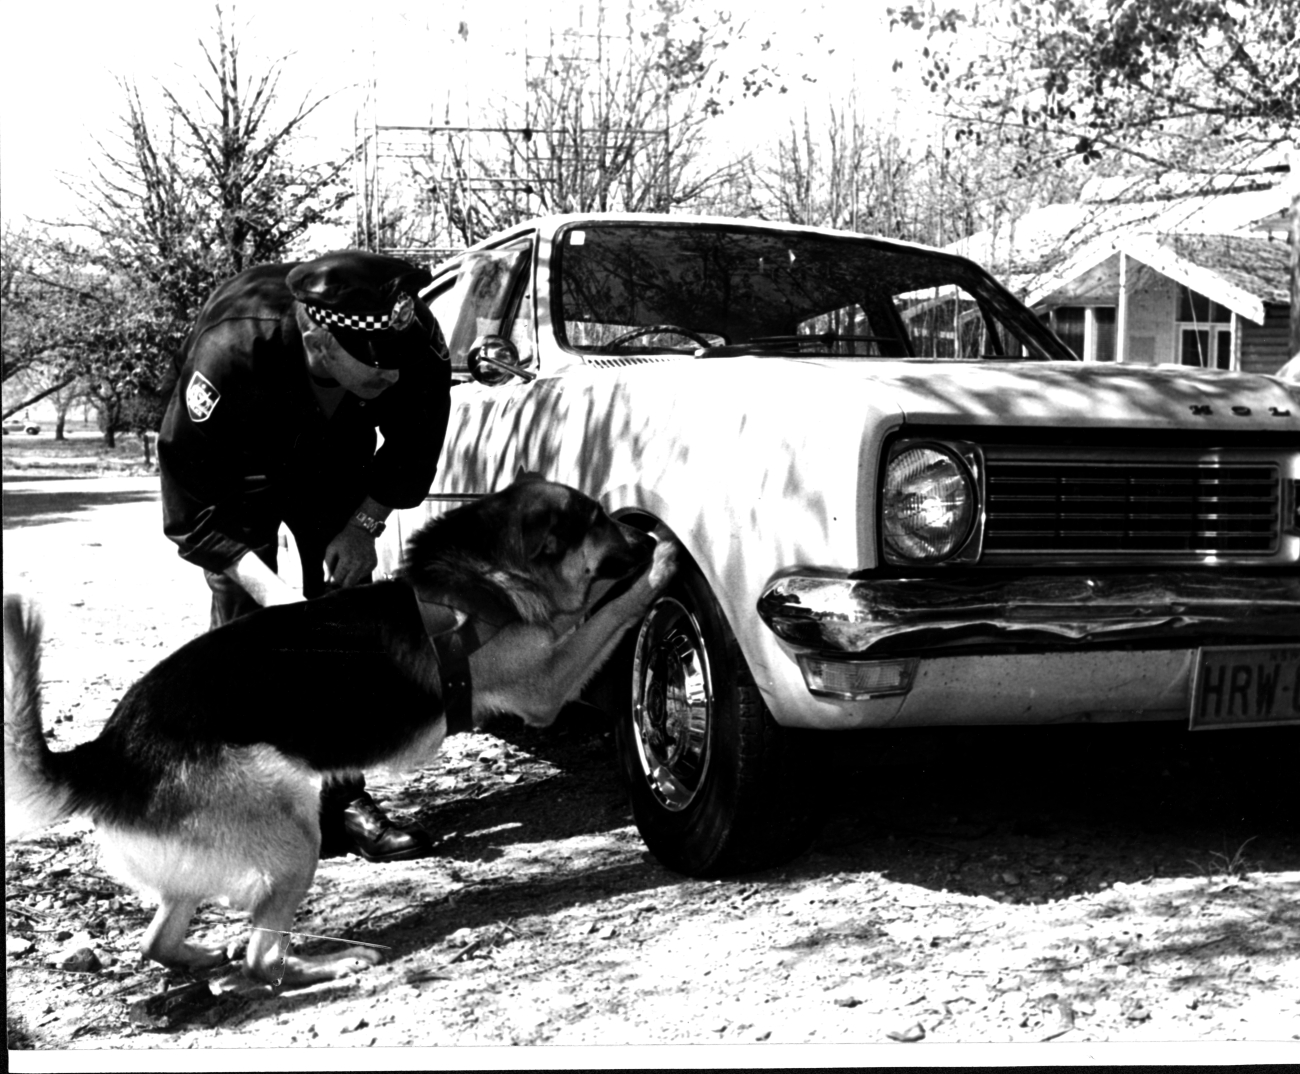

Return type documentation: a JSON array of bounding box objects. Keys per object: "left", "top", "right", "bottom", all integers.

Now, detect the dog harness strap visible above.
[
  {"left": 415, "top": 591, "right": 493, "bottom": 736},
  {"left": 435, "top": 626, "right": 476, "bottom": 735}
]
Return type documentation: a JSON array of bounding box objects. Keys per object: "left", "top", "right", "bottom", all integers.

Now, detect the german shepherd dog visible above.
[{"left": 4, "top": 476, "right": 675, "bottom": 987}]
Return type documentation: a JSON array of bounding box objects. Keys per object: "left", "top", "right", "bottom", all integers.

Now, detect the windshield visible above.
[{"left": 555, "top": 223, "right": 1071, "bottom": 361}]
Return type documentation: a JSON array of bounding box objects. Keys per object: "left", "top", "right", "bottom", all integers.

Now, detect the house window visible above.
[
  {"left": 1175, "top": 286, "right": 1232, "bottom": 369},
  {"left": 1043, "top": 306, "right": 1117, "bottom": 362}
]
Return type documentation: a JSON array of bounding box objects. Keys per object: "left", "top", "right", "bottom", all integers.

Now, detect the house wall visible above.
[
  {"left": 1123, "top": 260, "right": 1175, "bottom": 366},
  {"left": 1029, "top": 253, "right": 1284, "bottom": 372},
  {"left": 1241, "top": 304, "right": 1291, "bottom": 375}
]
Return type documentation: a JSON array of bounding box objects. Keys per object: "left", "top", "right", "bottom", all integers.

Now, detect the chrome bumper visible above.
[{"left": 757, "top": 571, "right": 1300, "bottom": 654}]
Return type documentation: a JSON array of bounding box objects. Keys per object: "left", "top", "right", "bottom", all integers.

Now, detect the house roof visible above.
[
  {"left": 1160, "top": 234, "right": 1290, "bottom": 307},
  {"left": 952, "top": 180, "right": 1292, "bottom": 325},
  {"left": 949, "top": 184, "right": 1290, "bottom": 274},
  {"left": 1019, "top": 230, "right": 1290, "bottom": 324}
]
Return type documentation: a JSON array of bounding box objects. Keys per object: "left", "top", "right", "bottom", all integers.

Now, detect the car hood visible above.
[{"left": 797, "top": 359, "right": 1299, "bottom": 431}]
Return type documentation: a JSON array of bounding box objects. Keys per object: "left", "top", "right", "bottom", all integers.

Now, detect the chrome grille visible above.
[{"left": 983, "top": 455, "right": 1281, "bottom": 557}]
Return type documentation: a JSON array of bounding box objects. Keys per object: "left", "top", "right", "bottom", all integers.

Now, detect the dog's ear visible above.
[{"left": 514, "top": 468, "right": 546, "bottom": 485}]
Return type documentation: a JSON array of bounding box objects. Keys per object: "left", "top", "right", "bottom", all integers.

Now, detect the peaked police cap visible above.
[{"left": 288, "top": 251, "right": 437, "bottom": 369}]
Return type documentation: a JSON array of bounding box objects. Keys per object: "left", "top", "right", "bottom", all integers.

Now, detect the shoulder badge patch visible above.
[{"left": 185, "top": 371, "right": 221, "bottom": 423}]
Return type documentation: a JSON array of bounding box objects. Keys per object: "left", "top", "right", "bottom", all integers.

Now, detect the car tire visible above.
[{"left": 608, "top": 558, "right": 824, "bottom": 877}]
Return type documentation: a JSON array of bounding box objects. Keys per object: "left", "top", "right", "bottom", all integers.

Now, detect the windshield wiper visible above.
[{"left": 696, "top": 333, "right": 906, "bottom": 357}]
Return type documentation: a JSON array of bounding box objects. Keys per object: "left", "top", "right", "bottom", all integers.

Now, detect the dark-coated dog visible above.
[{"left": 4, "top": 476, "right": 675, "bottom": 986}]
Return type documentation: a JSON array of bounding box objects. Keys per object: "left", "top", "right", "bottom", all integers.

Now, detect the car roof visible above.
[{"left": 437, "top": 212, "right": 962, "bottom": 267}]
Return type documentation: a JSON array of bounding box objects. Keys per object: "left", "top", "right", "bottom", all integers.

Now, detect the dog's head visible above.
[
  {"left": 402, "top": 475, "right": 657, "bottom": 622},
  {"left": 502, "top": 475, "right": 657, "bottom": 610}
]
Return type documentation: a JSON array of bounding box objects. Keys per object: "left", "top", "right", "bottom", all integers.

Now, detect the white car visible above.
[
  {"left": 379, "top": 213, "right": 1300, "bottom": 877},
  {"left": 2, "top": 418, "right": 41, "bottom": 435}
]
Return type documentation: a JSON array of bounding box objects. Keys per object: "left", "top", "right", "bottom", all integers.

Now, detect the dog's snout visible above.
[
  {"left": 594, "top": 521, "right": 658, "bottom": 580},
  {"left": 620, "top": 522, "right": 657, "bottom": 561}
]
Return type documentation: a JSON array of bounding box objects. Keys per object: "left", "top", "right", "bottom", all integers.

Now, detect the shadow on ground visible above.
[
  {"left": 336, "top": 718, "right": 1300, "bottom": 972},
  {"left": 811, "top": 722, "right": 1300, "bottom": 899},
  {"left": 1, "top": 486, "right": 159, "bottom": 529}
]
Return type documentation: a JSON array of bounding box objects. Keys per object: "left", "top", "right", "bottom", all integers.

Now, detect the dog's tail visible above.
[{"left": 4, "top": 595, "right": 78, "bottom": 839}]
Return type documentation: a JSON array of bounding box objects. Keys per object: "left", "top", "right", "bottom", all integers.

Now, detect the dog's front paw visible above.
[{"left": 646, "top": 537, "right": 678, "bottom": 592}]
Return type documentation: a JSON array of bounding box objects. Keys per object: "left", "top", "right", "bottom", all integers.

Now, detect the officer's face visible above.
[
  {"left": 302, "top": 323, "right": 401, "bottom": 398},
  {"left": 328, "top": 348, "right": 401, "bottom": 399}
]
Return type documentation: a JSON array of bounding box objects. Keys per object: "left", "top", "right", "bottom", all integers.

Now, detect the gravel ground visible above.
[{"left": 4, "top": 471, "right": 1298, "bottom": 1069}]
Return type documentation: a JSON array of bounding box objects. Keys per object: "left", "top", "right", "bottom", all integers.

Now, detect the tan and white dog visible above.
[{"left": 4, "top": 476, "right": 675, "bottom": 987}]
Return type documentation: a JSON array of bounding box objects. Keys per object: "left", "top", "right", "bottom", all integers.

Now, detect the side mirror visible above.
[{"left": 467, "top": 335, "right": 536, "bottom": 385}]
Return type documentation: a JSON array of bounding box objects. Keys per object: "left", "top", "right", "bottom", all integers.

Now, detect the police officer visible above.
[{"left": 158, "top": 250, "right": 452, "bottom": 863}]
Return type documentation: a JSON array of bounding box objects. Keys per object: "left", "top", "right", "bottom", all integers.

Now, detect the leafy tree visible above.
[
  {"left": 889, "top": 0, "right": 1300, "bottom": 353},
  {"left": 1, "top": 225, "right": 104, "bottom": 418}
]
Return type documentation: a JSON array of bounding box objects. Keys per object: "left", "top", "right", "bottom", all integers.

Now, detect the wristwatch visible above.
[{"left": 350, "top": 509, "right": 387, "bottom": 537}]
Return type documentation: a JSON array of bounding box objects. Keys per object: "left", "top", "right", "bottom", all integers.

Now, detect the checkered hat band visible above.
[{"left": 305, "top": 304, "right": 394, "bottom": 332}]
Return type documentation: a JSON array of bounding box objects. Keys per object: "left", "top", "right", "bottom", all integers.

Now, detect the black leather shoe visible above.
[{"left": 331, "top": 793, "right": 436, "bottom": 863}]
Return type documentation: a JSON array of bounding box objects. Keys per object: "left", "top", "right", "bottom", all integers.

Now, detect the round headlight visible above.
[{"left": 882, "top": 445, "right": 976, "bottom": 562}]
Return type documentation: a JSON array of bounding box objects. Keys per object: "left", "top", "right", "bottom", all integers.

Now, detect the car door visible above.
[
  {"left": 378, "top": 236, "right": 539, "bottom": 574},
  {"left": 434, "top": 234, "right": 545, "bottom": 493}
]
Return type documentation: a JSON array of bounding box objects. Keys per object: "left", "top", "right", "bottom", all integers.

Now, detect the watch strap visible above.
[{"left": 350, "top": 510, "right": 386, "bottom": 537}]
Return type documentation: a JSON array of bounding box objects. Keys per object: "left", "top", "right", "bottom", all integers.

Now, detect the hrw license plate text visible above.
[{"left": 1190, "top": 645, "right": 1300, "bottom": 730}]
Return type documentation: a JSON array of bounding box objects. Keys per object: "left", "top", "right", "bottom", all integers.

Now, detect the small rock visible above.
[
  {"left": 446, "top": 927, "right": 475, "bottom": 947},
  {"left": 597, "top": 926, "right": 617, "bottom": 940},
  {"left": 1001, "top": 872, "right": 1021, "bottom": 886},
  {"left": 57, "top": 946, "right": 101, "bottom": 973},
  {"left": 1125, "top": 1003, "right": 1151, "bottom": 1023},
  {"left": 833, "top": 995, "right": 861, "bottom": 1009},
  {"left": 7, "top": 936, "right": 35, "bottom": 957},
  {"left": 340, "top": 1017, "right": 370, "bottom": 1034}
]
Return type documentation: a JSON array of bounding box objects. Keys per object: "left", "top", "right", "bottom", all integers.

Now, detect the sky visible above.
[{"left": 0, "top": 0, "right": 934, "bottom": 232}]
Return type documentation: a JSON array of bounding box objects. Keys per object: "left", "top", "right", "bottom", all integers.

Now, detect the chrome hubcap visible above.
[{"left": 631, "top": 597, "right": 712, "bottom": 812}]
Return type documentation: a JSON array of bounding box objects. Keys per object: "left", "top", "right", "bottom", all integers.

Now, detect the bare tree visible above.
[
  {"left": 757, "top": 95, "right": 1081, "bottom": 254},
  {"left": 46, "top": 3, "right": 351, "bottom": 444},
  {"left": 415, "top": 1, "right": 753, "bottom": 250}
]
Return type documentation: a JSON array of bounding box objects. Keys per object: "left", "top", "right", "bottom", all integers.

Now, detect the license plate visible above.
[{"left": 1189, "top": 645, "right": 1300, "bottom": 730}]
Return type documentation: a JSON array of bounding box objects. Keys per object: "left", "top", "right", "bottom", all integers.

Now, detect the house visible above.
[{"left": 949, "top": 175, "right": 1293, "bottom": 375}]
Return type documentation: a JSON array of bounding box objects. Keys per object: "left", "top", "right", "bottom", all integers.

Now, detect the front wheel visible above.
[{"left": 612, "top": 561, "right": 823, "bottom": 876}]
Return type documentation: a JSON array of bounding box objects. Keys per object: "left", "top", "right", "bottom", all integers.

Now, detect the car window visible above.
[
  {"left": 896, "top": 284, "right": 1024, "bottom": 359},
  {"left": 554, "top": 223, "right": 1068, "bottom": 361},
  {"left": 429, "top": 239, "right": 533, "bottom": 373},
  {"left": 506, "top": 273, "right": 536, "bottom": 369}
]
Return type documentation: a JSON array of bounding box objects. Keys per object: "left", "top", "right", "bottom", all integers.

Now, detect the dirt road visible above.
[{"left": 4, "top": 474, "right": 1298, "bottom": 1064}]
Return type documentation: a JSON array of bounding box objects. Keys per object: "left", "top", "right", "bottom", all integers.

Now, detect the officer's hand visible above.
[{"left": 324, "top": 523, "right": 378, "bottom": 588}]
